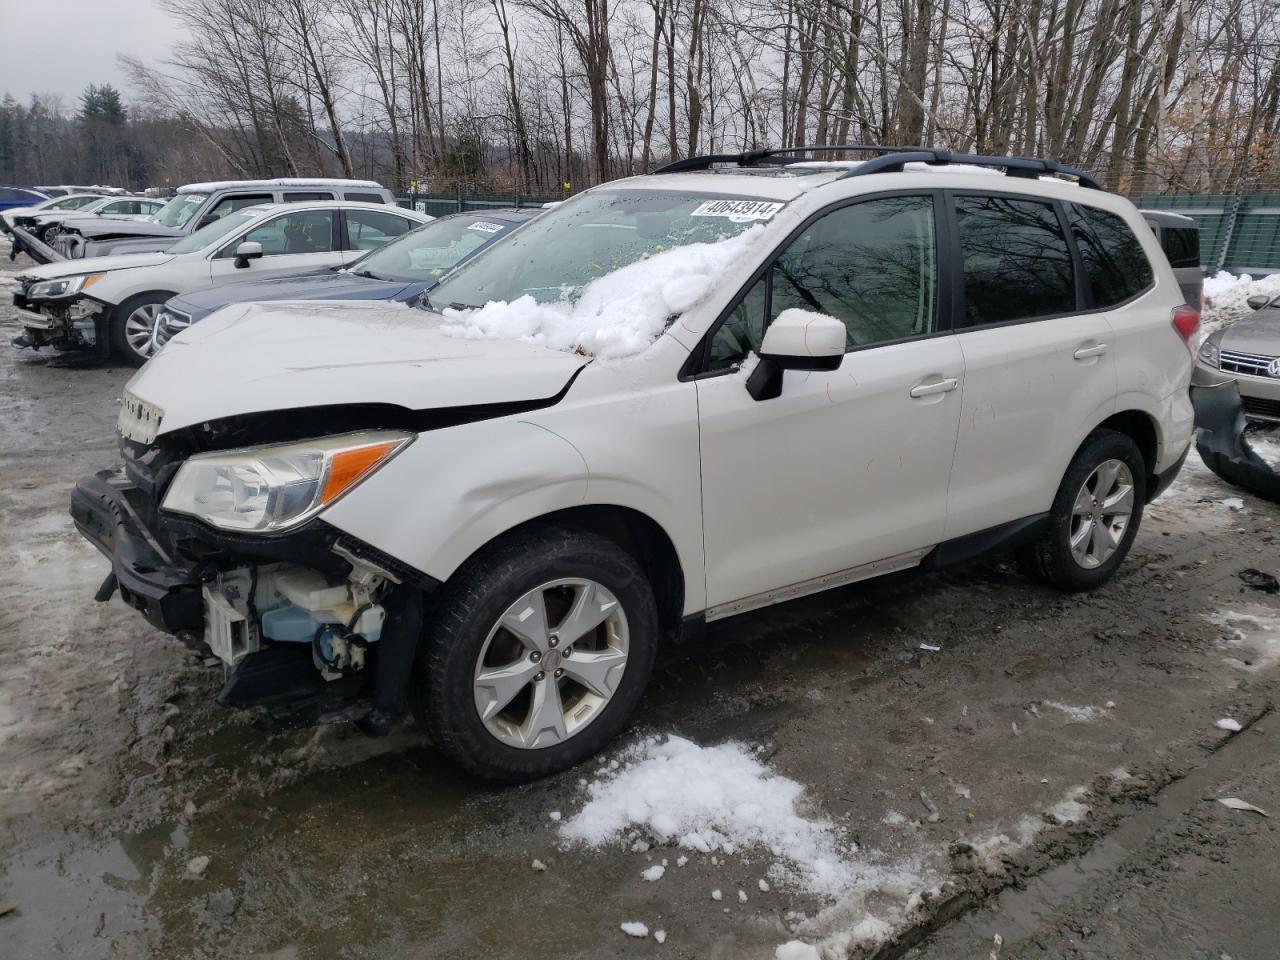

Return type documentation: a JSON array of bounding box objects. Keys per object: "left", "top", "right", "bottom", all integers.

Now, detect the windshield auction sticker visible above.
[
  {"left": 468, "top": 221, "right": 504, "bottom": 234},
  {"left": 690, "top": 200, "right": 784, "bottom": 222}
]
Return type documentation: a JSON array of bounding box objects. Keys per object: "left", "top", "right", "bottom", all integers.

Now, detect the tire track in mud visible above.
[{"left": 888, "top": 704, "right": 1276, "bottom": 959}]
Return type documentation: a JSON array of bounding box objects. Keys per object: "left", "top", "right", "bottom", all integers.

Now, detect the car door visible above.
[
  {"left": 207, "top": 208, "right": 345, "bottom": 285},
  {"left": 694, "top": 193, "right": 966, "bottom": 615},
  {"left": 943, "top": 192, "right": 1117, "bottom": 540}
]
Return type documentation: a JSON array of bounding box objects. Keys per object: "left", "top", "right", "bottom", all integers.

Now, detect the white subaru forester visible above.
[{"left": 72, "top": 148, "right": 1198, "bottom": 782}]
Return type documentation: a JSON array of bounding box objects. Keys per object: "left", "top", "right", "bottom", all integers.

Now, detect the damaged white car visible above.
[
  {"left": 13, "top": 200, "right": 427, "bottom": 364},
  {"left": 73, "top": 147, "right": 1195, "bottom": 782}
]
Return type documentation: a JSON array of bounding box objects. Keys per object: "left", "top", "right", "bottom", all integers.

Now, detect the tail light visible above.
[{"left": 1171, "top": 304, "right": 1200, "bottom": 355}]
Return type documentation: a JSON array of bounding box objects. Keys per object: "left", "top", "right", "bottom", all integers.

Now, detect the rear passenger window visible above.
[
  {"left": 283, "top": 191, "right": 334, "bottom": 201},
  {"left": 345, "top": 192, "right": 386, "bottom": 204},
  {"left": 1069, "top": 204, "right": 1154, "bottom": 307},
  {"left": 955, "top": 195, "right": 1076, "bottom": 326},
  {"left": 345, "top": 210, "right": 414, "bottom": 250}
]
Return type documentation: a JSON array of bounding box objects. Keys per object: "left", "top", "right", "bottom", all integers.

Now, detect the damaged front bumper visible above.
[
  {"left": 12, "top": 292, "right": 105, "bottom": 353},
  {"left": 71, "top": 470, "right": 431, "bottom": 731},
  {"left": 1190, "top": 382, "right": 1280, "bottom": 502}
]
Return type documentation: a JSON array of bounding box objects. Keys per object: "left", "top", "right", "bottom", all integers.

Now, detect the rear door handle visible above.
[
  {"left": 909, "top": 377, "right": 959, "bottom": 398},
  {"left": 1073, "top": 343, "right": 1109, "bottom": 360}
]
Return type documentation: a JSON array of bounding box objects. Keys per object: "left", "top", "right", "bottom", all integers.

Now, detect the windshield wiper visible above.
[{"left": 448, "top": 301, "right": 480, "bottom": 311}]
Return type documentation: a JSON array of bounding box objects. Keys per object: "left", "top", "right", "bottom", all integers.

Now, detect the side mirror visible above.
[
  {"left": 1246, "top": 294, "right": 1272, "bottom": 312},
  {"left": 233, "top": 240, "right": 263, "bottom": 269},
  {"left": 746, "top": 310, "right": 845, "bottom": 401}
]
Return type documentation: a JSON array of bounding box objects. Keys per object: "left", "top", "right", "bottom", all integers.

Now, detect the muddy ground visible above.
[{"left": 1, "top": 247, "right": 1277, "bottom": 960}]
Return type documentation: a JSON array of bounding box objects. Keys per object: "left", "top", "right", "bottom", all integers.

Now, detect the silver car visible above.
[{"left": 1195, "top": 293, "right": 1280, "bottom": 423}]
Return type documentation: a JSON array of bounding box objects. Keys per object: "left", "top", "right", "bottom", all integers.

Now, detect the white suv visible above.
[{"left": 71, "top": 148, "right": 1197, "bottom": 782}]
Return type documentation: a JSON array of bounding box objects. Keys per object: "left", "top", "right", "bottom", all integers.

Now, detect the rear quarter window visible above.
[
  {"left": 344, "top": 192, "right": 387, "bottom": 204},
  {"left": 1068, "top": 204, "right": 1154, "bottom": 308},
  {"left": 1160, "top": 226, "right": 1200, "bottom": 269}
]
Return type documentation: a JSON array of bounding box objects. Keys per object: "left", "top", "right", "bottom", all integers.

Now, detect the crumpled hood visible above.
[
  {"left": 132, "top": 300, "right": 591, "bottom": 434},
  {"left": 19, "top": 250, "right": 174, "bottom": 282},
  {"left": 1219, "top": 307, "right": 1280, "bottom": 356}
]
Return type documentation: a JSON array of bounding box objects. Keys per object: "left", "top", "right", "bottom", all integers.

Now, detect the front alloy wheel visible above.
[
  {"left": 414, "top": 525, "right": 659, "bottom": 783},
  {"left": 109, "top": 292, "right": 172, "bottom": 366},
  {"left": 474, "top": 578, "right": 630, "bottom": 749}
]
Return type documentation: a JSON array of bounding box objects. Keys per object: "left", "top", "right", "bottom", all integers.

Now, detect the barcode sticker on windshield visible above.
[
  {"left": 468, "top": 221, "right": 503, "bottom": 234},
  {"left": 690, "top": 200, "right": 784, "bottom": 222}
]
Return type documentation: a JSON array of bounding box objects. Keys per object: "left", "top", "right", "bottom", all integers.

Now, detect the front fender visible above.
[{"left": 322, "top": 383, "right": 706, "bottom": 612}]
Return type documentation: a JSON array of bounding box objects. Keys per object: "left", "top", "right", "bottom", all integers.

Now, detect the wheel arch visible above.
[
  {"left": 1093, "top": 408, "right": 1160, "bottom": 498},
  {"left": 450, "top": 504, "right": 687, "bottom": 640}
]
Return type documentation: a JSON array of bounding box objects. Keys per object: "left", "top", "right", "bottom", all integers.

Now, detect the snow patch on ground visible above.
[
  {"left": 1202, "top": 270, "right": 1280, "bottom": 335},
  {"left": 561, "top": 735, "right": 861, "bottom": 896},
  {"left": 1208, "top": 607, "right": 1280, "bottom": 672},
  {"left": 1215, "top": 717, "right": 1243, "bottom": 732},
  {"left": 620, "top": 921, "right": 649, "bottom": 938},
  {"left": 563, "top": 735, "right": 935, "bottom": 956},
  {"left": 1043, "top": 701, "right": 1109, "bottom": 723},
  {"left": 440, "top": 228, "right": 761, "bottom": 358},
  {"left": 1246, "top": 430, "right": 1280, "bottom": 469},
  {"left": 1046, "top": 787, "right": 1091, "bottom": 825}
]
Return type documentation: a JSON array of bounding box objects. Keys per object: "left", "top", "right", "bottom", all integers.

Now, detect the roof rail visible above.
[{"left": 650, "top": 144, "right": 1103, "bottom": 190}]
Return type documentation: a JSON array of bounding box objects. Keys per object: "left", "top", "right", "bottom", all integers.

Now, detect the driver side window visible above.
[{"left": 705, "top": 195, "right": 938, "bottom": 372}]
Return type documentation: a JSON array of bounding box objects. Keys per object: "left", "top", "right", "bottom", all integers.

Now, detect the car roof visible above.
[
  {"left": 177, "top": 178, "right": 386, "bottom": 194},
  {"left": 231, "top": 200, "right": 426, "bottom": 218},
  {"left": 607, "top": 159, "right": 1099, "bottom": 204}
]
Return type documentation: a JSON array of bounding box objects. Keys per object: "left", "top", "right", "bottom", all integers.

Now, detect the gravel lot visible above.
[{"left": 1, "top": 247, "right": 1277, "bottom": 959}]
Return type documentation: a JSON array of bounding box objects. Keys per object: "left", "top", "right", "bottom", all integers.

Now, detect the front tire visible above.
[
  {"left": 109, "top": 292, "right": 172, "bottom": 366},
  {"left": 1018, "top": 429, "right": 1147, "bottom": 592},
  {"left": 413, "top": 525, "right": 659, "bottom": 783}
]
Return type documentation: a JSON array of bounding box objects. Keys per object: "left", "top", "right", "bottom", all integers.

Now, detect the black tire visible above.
[
  {"left": 108, "top": 292, "right": 172, "bottom": 366},
  {"left": 412, "top": 524, "right": 659, "bottom": 784},
  {"left": 1018, "top": 428, "right": 1147, "bottom": 592},
  {"left": 37, "top": 224, "right": 58, "bottom": 244}
]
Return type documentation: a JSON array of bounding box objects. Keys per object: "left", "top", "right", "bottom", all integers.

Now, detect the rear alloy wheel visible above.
[
  {"left": 1018, "top": 428, "right": 1147, "bottom": 591},
  {"left": 109, "top": 293, "right": 171, "bottom": 366},
  {"left": 414, "top": 526, "right": 658, "bottom": 783}
]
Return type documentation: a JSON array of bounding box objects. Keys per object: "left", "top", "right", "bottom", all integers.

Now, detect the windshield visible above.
[
  {"left": 151, "top": 194, "right": 207, "bottom": 228},
  {"left": 166, "top": 210, "right": 257, "bottom": 254},
  {"left": 430, "top": 189, "right": 784, "bottom": 309},
  {"left": 353, "top": 215, "right": 517, "bottom": 283}
]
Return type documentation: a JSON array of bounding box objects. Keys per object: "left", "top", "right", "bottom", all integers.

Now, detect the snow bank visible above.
[
  {"left": 560, "top": 735, "right": 854, "bottom": 896},
  {"left": 440, "top": 228, "right": 761, "bottom": 359},
  {"left": 1201, "top": 270, "right": 1280, "bottom": 335}
]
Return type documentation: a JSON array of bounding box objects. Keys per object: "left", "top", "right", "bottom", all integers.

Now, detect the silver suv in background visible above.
[
  {"left": 1142, "top": 210, "right": 1203, "bottom": 308},
  {"left": 49, "top": 178, "right": 395, "bottom": 261},
  {"left": 1196, "top": 292, "right": 1280, "bottom": 423}
]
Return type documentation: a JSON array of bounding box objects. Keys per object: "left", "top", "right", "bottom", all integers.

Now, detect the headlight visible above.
[
  {"left": 1197, "top": 338, "right": 1220, "bottom": 368},
  {"left": 162, "top": 431, "right": 413, "bottom": 533},
  {"left": 26, "top": 273, "right": 104, "bottom": 300}
]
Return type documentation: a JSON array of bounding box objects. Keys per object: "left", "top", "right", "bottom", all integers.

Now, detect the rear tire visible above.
[
  {"left": 1018, "top": 429, "right": 1147, "bottom": 592},
  {"left": 109, "top": 292, "right": 171, "bottom": 366},
  {"left": 412, "top": 525, "right": 659, "bottom": 784}
]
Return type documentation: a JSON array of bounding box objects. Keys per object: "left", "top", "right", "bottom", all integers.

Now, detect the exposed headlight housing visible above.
[
  {"left": 162, "top": 431, "right": 413, "bottom": 533},
  {"left": 1197, "top": 338, "right": 1220, "bottom": 368},
  {"left": 26, "top": 273, "right": 104, "bottom": 300}
]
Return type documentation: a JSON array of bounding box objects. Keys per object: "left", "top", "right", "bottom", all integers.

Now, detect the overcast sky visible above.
[{"left": 0, "top": 0, "right": 184, "bottom": 106}]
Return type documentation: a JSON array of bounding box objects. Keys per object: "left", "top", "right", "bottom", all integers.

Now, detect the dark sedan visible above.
[{"left": 154, "top": 209, "right": 537, "bottom": 347}]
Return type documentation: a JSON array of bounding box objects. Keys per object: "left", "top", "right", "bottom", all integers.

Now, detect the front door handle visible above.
[
  {"left": 909, "top": 377, "right": 959, "bottom": 398},
  {"left": 1073, "top": 343, "right": 1109, "bottom": 360}
]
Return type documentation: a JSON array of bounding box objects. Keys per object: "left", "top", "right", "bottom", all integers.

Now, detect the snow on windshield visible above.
[{"left": 439, "top": 226, "right": 761, "bottom": 358}]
